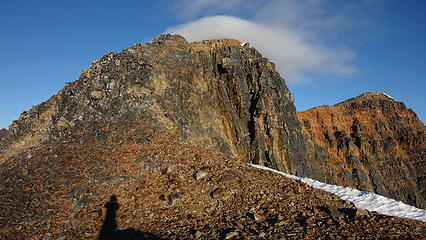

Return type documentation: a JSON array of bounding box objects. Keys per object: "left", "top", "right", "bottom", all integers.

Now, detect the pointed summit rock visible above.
[
  {"left": 340, "top": 91, "right": 396, "bottom": 102},
  {"left": 299, "top": 92, "right": 426, "bottom": 209}
]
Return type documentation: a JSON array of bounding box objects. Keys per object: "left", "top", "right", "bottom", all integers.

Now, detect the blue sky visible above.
[{"left": 0, "top": 0, "right": 425, "bottom": 129}]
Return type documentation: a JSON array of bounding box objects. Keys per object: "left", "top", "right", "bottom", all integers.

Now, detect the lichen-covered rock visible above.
[
  {"left": 298, "top": 92, "right": 426, "bottom": 209},
  {"left": 0, "top": 34, "right": 313, "bottom": 177}
]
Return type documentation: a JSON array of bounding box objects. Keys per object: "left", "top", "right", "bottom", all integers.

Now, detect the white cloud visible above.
[{"left": 166, "top": 15, "right": 355, "bottom": 84}]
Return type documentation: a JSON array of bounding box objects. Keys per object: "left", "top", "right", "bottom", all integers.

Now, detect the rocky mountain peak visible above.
[
  {"left": 334, "top": 91, "right": 400, "bottom": 108},
  {"left": 152, "top": 33, "right": 188, "bottom": 43},
  {"left": 299, "top": 92, "right": 426, "bottom": 209},
  {"left": 0, "top": 34, "right": 310, "bottom": 176},
  {"left": 357, "top": 91, "right": 394, "bottom": 99},
  {"left": 1, "top": 34, "right": 425, "bottom": 239}
]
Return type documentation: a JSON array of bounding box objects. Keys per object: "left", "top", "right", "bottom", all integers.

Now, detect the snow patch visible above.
[
  {"left": 382, "top": 92, "right": 394, "bottom": 100},
  {"left": 240, "top": 42, "right": 249, "bottom": 47},
  {"left": 250, "top": 164, "right": 426, "bottom": 222}
]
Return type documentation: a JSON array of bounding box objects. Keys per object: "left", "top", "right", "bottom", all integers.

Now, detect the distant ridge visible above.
[{"left": 299, "top": 90, "right": 426, "bottom": 209}]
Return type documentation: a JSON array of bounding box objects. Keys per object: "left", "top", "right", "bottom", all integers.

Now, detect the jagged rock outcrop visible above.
[
  {"left": 0, "top": 34, "right": 314, "bottom": 177},
  {"left": 298, "top": 92, "right": 426, "bottom": 209}
]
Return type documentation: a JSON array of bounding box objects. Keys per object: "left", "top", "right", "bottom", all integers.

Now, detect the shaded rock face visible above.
[
  {"left": 0, "top": 34, "right": 313, "bottom": 176},
  {"left": 298, "top": 92, "right": 426, "bottom": 209}
]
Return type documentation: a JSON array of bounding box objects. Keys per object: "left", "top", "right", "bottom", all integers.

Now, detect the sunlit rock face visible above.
[
  {"left": 299, "top": 92, "right": 426, "bottom": 209},
  {"left": 0, "top": 34, "right": 312, "bottom": 175}
]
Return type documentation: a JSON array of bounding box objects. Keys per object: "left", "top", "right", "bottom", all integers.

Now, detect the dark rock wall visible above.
[{"left": 298, "top": 92, "right": 426, "bottom": 209}]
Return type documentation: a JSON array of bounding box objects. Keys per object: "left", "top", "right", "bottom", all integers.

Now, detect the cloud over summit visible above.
[{"left": 166, "top": 15, "right": 355, "bottom": 84}]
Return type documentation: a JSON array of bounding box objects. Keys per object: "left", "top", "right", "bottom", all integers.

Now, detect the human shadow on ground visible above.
[{"left": 98, "top": 195, "right": 161, "bottom": 240}]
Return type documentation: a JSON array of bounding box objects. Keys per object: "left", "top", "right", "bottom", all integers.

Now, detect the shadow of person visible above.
[{"left": 99, "top": 195, "right": 161, "bottom": 240}]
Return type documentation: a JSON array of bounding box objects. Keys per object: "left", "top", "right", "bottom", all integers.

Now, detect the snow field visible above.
[{"left": 250, "top": 164, "right": 426, "bottom": 222}]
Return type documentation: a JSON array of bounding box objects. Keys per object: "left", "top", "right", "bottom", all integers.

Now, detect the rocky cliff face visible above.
[
  {"left": 0, "top": 34, "right": 314, "bottom": 177},
  {"left": 298, "top": 92, "right": 426, "bottom": 209}
]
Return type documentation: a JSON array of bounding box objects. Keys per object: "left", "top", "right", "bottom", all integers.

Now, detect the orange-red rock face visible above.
[{"left": 298, "top": 92, "right": 426, "bottom": 209}]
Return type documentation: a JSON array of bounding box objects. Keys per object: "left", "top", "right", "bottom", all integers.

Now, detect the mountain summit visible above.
[
  {"left": 0, "top": 34, "right": 309, "bottom": 175},
  {"left": 299, "top": 91, "right": 426, "bottom": 208},
  {"left": 1, "top": 35, "right": 425, "bottom": 239}
]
